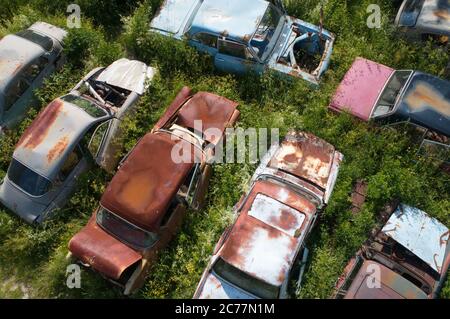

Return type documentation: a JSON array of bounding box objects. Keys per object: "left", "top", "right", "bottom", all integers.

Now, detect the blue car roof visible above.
[
  {"left": 187, "top": 0, "right": 270, "bottom": 43},
  {"left": 396, "top": 72, "right": 450, "bottom": 137}
]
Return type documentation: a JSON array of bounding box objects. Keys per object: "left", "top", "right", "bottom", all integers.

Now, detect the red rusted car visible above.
[
  {"left": 329, "top": 57, "right": 450, "bottom": 171},
  {"left": 333, "top": 202, "right": 450, "bottom": 299},
  {"left": 67, "top": 87, "right": 240, "bottom": 295},
  {"left": 194, "top": 131, "right": 343, "bottom": 299}
]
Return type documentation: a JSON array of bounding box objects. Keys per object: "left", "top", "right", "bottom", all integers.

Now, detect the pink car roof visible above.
[{"left": 329, "top": 58, "right": 395, "bottom": 121}]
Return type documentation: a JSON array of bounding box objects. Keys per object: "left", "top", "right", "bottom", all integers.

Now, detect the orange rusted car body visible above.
[
  {"left": 68, "top": 87, "right": 240, "bottom": 295},
  {"left": 194, "top": 131, "right": 343, "bottom": 299}
]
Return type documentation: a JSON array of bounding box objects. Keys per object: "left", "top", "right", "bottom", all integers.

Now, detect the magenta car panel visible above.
[{"left": 329, "top": 58, "right": 394, "bottom": 121}]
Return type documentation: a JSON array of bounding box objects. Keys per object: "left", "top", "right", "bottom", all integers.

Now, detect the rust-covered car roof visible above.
[
  {"left": 268, "top": 131, "right": 338, "bottom": 190},
  {"left": 345, "top": 260, "right": 428, "bottom": 299},
  {"left": 219, "top": 179, "right": 316, "bottom": 287},
  {"left": 100, "top": 131, "right": 197, "bottom": 232},
  {"left": 175, "top": 92, "right": 239, "bottom": 145},
  {"left": 13, "top": 98, "right": 106, "bottom": 180}
]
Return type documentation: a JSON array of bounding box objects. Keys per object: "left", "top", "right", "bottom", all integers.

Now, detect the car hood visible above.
[
  {"left": 196, "top": 272, "right": 256, "bottom": 299},
  {"left": 0, "top": 177, "right": 47, "bottom": 224},
  {"left": 345, "top": 261, "right": 428, "bottom": 299},
  {"left": 96, "top": 58, "right": 156, "bottom": 95},
  {"left": 396, "top": 72, "right": 450, "bottom": 137},
  {"left": 329, "top": 58, "right": 395, "bottom": 121},
  {"left": 28, "top": 22, "right": 67, "bottom": 44},
  {"left": 68, "top": 214, "right": 142, "bottom": 280}
]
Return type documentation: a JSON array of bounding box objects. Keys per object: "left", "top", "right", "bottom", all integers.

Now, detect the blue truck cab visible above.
[{"left": 150, "top": 0, "right": 335, "bottom": 85}]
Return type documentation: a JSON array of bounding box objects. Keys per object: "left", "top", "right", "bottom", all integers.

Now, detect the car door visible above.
[
  {"left": 39, "top": 144, "right": 89, "bottom": 220},
  {"left": 188, "top": 32, "right": 219, "bottom": 56},
  {"left": 3, "top": 56, "right": 53, "bottom": 129},
  {"left": 88, "top": 119, "right": 113, "bottom": 169},
  {"left": 215, "top": 38, "right": 263, "bottom": 75},
  {"left": 54, "top": 145, "right": 89, "bottom": 202}
]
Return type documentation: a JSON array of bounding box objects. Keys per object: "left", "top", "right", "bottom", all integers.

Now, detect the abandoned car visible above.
[
  {"left": 193, "top": 131, "right": 343, "bottom": 299},
  {"left": 0, "top": 58, "right": 155, "bottom": 224},
  {"left": 150, "top": 0, "right": 335, "bottom": 85},
  {"left": 0, "top": 21, "right": 67, "bottom": 132},
  {"left": 67, "top": 87, "right": 240, "bottom": 295},
  {"left": 333, "top": 203, "right": 450, "bottom": 299},
  {"left": 329, "top": 57, "right": 450, "bottom": 170},
  {"left": 394, "top": 0, "right": 450, "bottom": 42}
]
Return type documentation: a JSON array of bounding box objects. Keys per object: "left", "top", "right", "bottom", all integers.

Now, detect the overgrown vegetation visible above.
[{"left": 0, "top": 0, "right": 448, "bottom": 299}]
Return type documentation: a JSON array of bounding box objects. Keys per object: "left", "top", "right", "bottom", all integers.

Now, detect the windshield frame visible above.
[
  {"left": 250, "top": 3, "right": 285, "bottom": 62},
  {"left": 371, "top": 70, "right": 414, "bottom": 119},
  {"left": 7, "top": 158, "right": 52, "bottom": 197},
  {"left": 61, "top": 94, "right": 108, "bottom": 118},
  {"left": 15, "top": 29, "right": 54, "bottom": 51},
  {"left": 212, "top": 257, "right": 280, "bottom": 299},
  {"left": 96, "top": 206, "right": 159, "bottom": 250}
]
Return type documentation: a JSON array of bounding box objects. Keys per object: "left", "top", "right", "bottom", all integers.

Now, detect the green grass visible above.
[{"left": 0, "top": 0, "right": 449, "bottom": 299}]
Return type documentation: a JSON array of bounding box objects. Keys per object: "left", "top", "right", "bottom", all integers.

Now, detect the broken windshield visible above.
[
  {"left": 61, "top": 94, "right": 107, "bottom": 118},
  {"left": 96, "top": 207, "right": 159, "bottom": 249},
  {"left": 372, "top": 70, "right": 412, "bottom": 118},
  {"left": 250, "top": 4, "right": 283, "bottom": 61}
]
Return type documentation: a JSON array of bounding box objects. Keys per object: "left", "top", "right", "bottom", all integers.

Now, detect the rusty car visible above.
[
  {"left": 67, "top": 87, "right": 240, "bottom": 295},
  {"left": 333, "top": 202, "right": 450, "bottom": 299},
  {"left": 329, "top": 57, "right": 450, "bottom": 171},
  {"left": 0, "top": 22, "right": 67, "bottom": 132},
  {"left": 193, "top": 131, "right": 343, "bottom": 299},
  {"left": 394, "top": 0, "right": 450, "bottom": 43},
  {"left": 0, "top": 58, "right": 156, "bottom": 224},
  {"left": 150, "top": 0, "right": 335, "bottom": 85}
]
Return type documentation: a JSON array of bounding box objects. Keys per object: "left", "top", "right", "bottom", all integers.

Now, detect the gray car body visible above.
[
  {"left": 395, "top": 0, "right": 450, "bottom": 39},
  {"left": 0, "top": 22, "right": 67, "bottom": 132},
  {"left": 0, "top": 59, "right": 156, "bottom": 224}
]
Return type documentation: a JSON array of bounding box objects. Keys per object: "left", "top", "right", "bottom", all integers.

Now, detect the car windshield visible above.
[
  {"left": 16, "top": 29, "right": 53, "bottom": 51},
  {"left": 96, "top": 207, "right": 159, "bottom": 249},
  {"left": 212, "top": 258, "right": 280, "bottom": 299},
  {"left": 61, "top": 94, "right": 107, "bottom": 118},
  {"left": 250, "top": 4, "right": 283, "bottom": 61},
  {"left": 8, "top": 159, "right": 51, "bottom": 196},
  {"left": 372, "top": 70, "right": 412, "bottom": 118}
]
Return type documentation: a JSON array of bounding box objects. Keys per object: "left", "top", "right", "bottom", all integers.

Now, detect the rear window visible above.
[
  {"left": 97, "top": 207, "right": 159, "bottom": 249},
  {"left": 8, "top": 159, "right": 51, "bottom": 196},
  {"left": 16, "top": 30, "right": 53, "bottom": 51},
  {"left": 61, "top": 94, "right": 107, "bottom": 118},
  {"left": 373, "top": 70, "right": 412, "bottom": 118},
  {"left": 213, "top": 258, "right": 280, "bottom": 299},
  {"left": 398, "top": 0, "right": 424, "bottom": 27}
]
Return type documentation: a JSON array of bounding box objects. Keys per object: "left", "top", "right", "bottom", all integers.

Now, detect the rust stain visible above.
[
  {"left": 405, "top": 83, "right": 450, "bottom": 117},
  {"left": 47, "top": 135, "right": 69, "bottom": 163},
  {"left": 434, "top": 9, "right": 450, "bottom": 21},
  {"left": 16, "top": 99, "right": 64, "bottom": 149}
]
